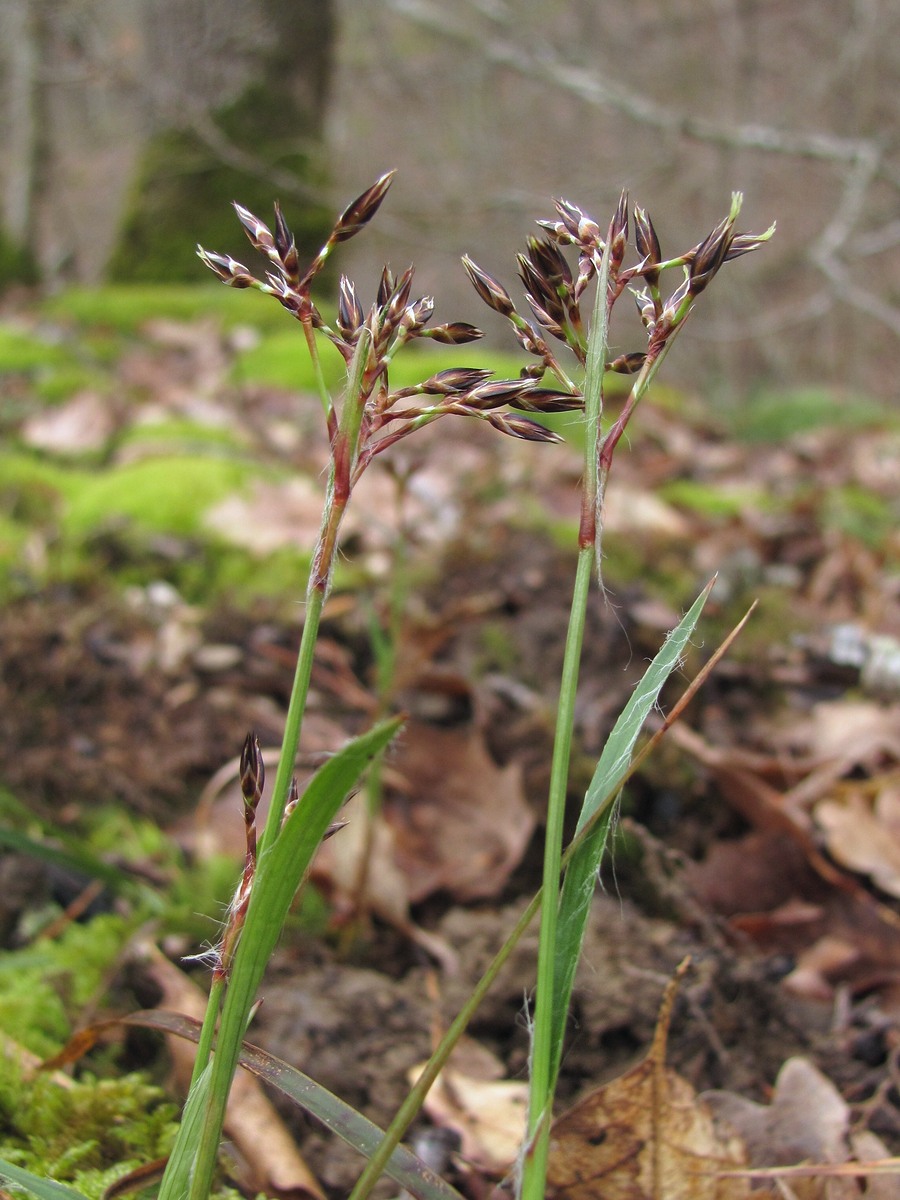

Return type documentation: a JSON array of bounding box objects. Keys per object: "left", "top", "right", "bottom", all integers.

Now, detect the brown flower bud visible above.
[
  {"left": 332, "top": 171, "right": 396, "bottom": 243},
  {"left": 462, "top": 256, "right": 516, "bottom": 318},
  {"left": 197, "top": 247, "right": 257, "bottom": 288},
  {"left": 689, "top": 215, "right": 735, "bottom": 296},
  {"left": 609, "top": 191, "right": 629, "bottom": 273},
  {"left": 421, "top": 321, "right": 483, "bottom": 344},
  {"left": 608, "top": 352, "right": 647, "bottom": 375},
  {"left": 273, "top": 202, "right": 300, "bottom": 284},
  {"left": 487, "top": 412, "right": 563, "bottom": 442},
  {"left": 233, "top": 204, "right": 276, "bottom": 256},
  {"left": 508, "top": 387, "right": 583, "bottom": 413},
  {"left": 377, "top": 266, "right": 395, "bottom": 308},
  {"left": 420, "top": 367, "right": 493, "bottom": 394},
  {"left": 465, "top": 378, "right": 538, "bottom": 410},
  {"left": 240, "top": 732, "right": 265, "bottom": 816},
  {"left": 633, "top": 206, "right": 661, "bottom": 288},
  {"left": 338, "top": 276, "right": 364, "bottom": 339}
]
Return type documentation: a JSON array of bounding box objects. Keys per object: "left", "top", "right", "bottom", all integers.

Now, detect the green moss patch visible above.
[
  {"left": 61, "top": 455, "right": 253, "bottom": 540},
  {"left": 726, "top": 386, "right": 892, "bottom": 443}
]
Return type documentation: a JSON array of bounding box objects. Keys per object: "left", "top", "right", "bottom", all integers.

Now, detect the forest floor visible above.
[{"left": 2, "top": 289, "right": 900, "bottom": 1198}]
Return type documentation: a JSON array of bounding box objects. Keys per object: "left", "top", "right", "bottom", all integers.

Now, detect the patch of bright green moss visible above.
[
  {"left": 0, "top": 914, "right": 134, "bottom": 1057},
  {"left": 822, "top": 484, "right": 896, "bottom": 549},
  {"left": 41, "top": 285, "right": 276, "bottom": 335},
  {"left": 727, "top": 386, "right": 891, "bottom": 444},
  {"left": 0, "top": 1066, "right": 178, "bottom": 1199},
  {"left": 232, "top": 328, "right": 346, "bottom": 393},
  {"left": 116, "top": 419, "right": 245, "bottom": 456},
  {"left": 660, "top": 479, "right": 766, "bottom": 519},
  {"left": 62, "top": 455, "right": 253, "bottom": 540},
  {"left": 0, "top": 326, "right": 73, "bottom": 374},
  {"left": 32, "top": 366, "right": 107, "bottom": 406}
]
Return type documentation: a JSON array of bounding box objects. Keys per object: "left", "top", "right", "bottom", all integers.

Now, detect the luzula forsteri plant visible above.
[{"left": 153, "top": 174, "right": 773, "bottom": 1200}]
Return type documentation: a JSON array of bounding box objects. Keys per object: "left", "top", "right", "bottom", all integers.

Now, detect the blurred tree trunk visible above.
[{"left": 0, "top": 0, "right": 335, "bottom": 286}]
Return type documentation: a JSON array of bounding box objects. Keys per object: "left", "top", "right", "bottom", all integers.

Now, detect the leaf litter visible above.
[{"left": 2, "top": 299, "right": 900, "bottom": 1196}]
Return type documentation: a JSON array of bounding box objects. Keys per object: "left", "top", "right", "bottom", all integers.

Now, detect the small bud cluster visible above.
[
  {"left": 199, "top": 173, "right": 581, "bottom": 465},
  {"left": 199, "top": 177, "right": 773, "bottom": 491},
  {"left": 464, "top": 190, "right": 775, "bottom": 386}
]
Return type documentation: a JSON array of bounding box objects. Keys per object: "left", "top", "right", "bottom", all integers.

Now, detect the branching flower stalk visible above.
[
  {"left": 161, "top": 172, "right": 610, "bottom": 1200},
  {"left": 158, "top": 171, "right": 771, "bottom": 1200},
  {"left": 453, "top": 190, "right": 773, "bottom": 1200}
]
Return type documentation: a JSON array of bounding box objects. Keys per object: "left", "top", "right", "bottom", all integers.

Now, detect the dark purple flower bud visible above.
[
  {"left": 240, "top": 732, "right": 265, "bottom": 816},
  {"left": 609, "top": 191, "right": 629, "bottom": 273},
  {"left": 400, "top": 296, "right": 436, "bottom": 333},
  {"left": 274, "top": 202, "right": 300, "bottom": 284},
  {"left": 377, "top": 266, "right": 395, "bottom": 308},
  {"left": 465, "top": 378, "right": 538, "bottom": 410},
  {"left": 332, "top": 171, "right": 396, "bottom": 243},
  {"left": 385, "top": 266, "right": 415, "bottom": 324},
  {"left": 487, "top": 412, "right": 563, "bottom": 442},
  {"left": 524, "top": 294, "right": 565, "bottom": 340},
  {"left": 233, "top": 204, "right": 276, "bottom": 255},
  {"left": 421, "top": 321, "right": 484, "bottom": 344},
  {"left": 197, "top": 247, "right": 257, "bottom": 288},
  {"left": 525, "top": 237, "right": 573, "bottom": 290},
  {"left": 462, "top": 256, "right": 516, "bottom": 318},
  {"left": 608, "top": 352, "right": 647, "bottom": 375},
  {"left": 633, "top": 206, "right": 661, "bottom": 288},
  {"left": 420, "top": 367, "right": 494, "bottom": 394},
  {"left": 508, "top": 387, "right": 583, "bottom": 413},
  {"left": 338, "top": 276, "right": 364, "bottom": 338}
]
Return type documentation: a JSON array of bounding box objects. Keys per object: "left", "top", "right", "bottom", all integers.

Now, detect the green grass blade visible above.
[
  {"left": 157, "top": 1061, "right": 213, "bottom": 1200},
  {"left": 550, "top": 580, "right": 714, "bottom": 1084},
  {"left": 121, "top": 1010, "right": 463, "bottom": 1200},
  {"left": 0, "top": 1158, "right": 91, "bottom": 1200},
  {"left": 165, "top": 715, "right": 403, "bottom": 1200}
]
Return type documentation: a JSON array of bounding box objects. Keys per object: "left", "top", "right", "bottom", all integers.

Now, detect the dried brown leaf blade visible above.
[{"left": 546, "top": 963, "right": 772, "bottom": 1199}]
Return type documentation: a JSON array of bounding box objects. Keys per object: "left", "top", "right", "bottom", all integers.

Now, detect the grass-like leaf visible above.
[
  {"left": 161, "top": 715, "right": 404, "bottom": 1200},
  {"left": 549, "top": 579, "right": 715, "bottom": 1085},
  {"left": 117, "top": 1010, "right": 463, "bottom": 1200},
  {"left": 0, "top": 1158, "right": 90, "bottom": 1200}
]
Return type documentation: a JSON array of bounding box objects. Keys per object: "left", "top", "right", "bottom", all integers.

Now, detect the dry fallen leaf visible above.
[
  {"left": 385, "top": 715, "right": 533, "bottom": 904},
  {"left": 410, "top": 1038, "right": 529, "bottom": 1174},
  {"left": 546, "top": 962, "right": 772, "bottom": 1200},
  {"left": 815, "top": 784, "right": 900, "bottom": 899},
  {"left": 706, "top": 1060, "right": 896, "bottom": 1200}
]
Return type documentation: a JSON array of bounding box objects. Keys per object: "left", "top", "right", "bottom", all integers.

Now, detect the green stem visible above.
[
  {"left": 520, "top": 545, "right": 592, "bottom": 1192},
  {"left": 185, "top": 976, "right": 224, "bottom": 1088},
  {"left": 520, "top": 242, "right": 611, "bottom": 1200},
  {"left": 349, "top": 890, "right": 544, "bottom": 1200},
  {"left": 167, "top": 332, "right": 376, "bottom": 1200}
]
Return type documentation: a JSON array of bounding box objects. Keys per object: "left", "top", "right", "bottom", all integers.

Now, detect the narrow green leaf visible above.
[
  {"left": 157, "top": 1061, "right": 212, "bottom": 1200},
  {"left": 121, "top": 1010, "right": 463, "bottom": 1200},
  {"left": 550, "top": 580, "right": 714, "bottom": 1084},
  {"left": 168, "top": 716, "right": 403, "bottom": 1200},
  {"left": 0, "top": 1158, "right": 90, "bottom": 1200}
]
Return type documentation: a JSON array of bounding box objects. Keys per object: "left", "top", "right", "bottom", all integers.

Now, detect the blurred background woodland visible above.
[{"left": 1, "top": 0, "right": 899, "bottom": 400}]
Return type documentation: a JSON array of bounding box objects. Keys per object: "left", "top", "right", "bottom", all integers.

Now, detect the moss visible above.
[
  {"left": 0, "top": 326, "right": 72, "bottom": 374},
  {"left": 61, "top": 455, "right": 253, "bottom": 540},
  {"left": 107, "top": 80, "right": 331, "bottom": 285},
  {"left": 660, "top": 478, "right": 767, "bottom": 519},
  {"left": 0, "top": 228, "right": 39, "bottom": 288},
  {"left": 727, "top": 386, "right": 892, "bottom": 443},
  {"left": 0, "top": 1065, "right": 178, "bottom": 1198},
  {"left": 41, "top": 284, "right": 287, "bottom": 336},
  {"left": 0, "top": 914, "right": 134, "bottom": 1057},
  {"left": 232, "top": 328, "right": 346, "bottom": 393}
]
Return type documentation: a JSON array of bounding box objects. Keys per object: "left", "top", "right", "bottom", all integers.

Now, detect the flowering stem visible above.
[{"left": 521, "top": 242, "right": 610, "bottom": 1200}]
